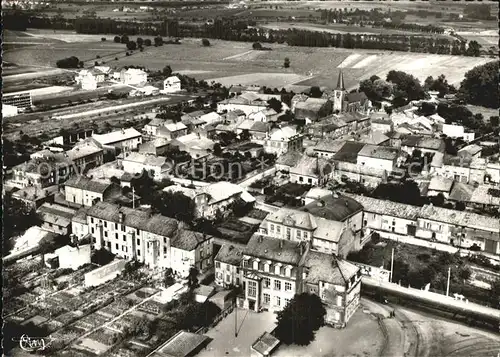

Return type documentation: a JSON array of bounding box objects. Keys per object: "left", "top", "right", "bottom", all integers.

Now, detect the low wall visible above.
[{"left": 84, "top": 259, "right": 127, "bottom": 287}]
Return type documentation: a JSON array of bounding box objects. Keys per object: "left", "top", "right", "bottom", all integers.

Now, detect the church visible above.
[{"left": 323, "top": 70, "right": 372, "bottom": 114}]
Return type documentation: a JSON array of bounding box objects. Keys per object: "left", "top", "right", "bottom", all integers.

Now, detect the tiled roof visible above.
[
  {"left": 332, "top": 141, "right": 365, "bottom": 164},
  {"left": 335, "top": 161, "right": 387, "bottom": 178},
  {"left": 162, "top": 185, "right": 198, "bottom": 199},
  {"left": 276, "top": 151, "right": 303, "bottom": 167},
  {"left": 428, "top": 176, "right": 454, "bottom": 193},
  {"left": 358, "top": 144, "right": 399, "bottom": 161},
  {"left": 312, "top": 219, "right": 344, "bottom": 242},
  {"left": 313, "top": 140, "right": 346, "bottom": 153},
  {"left": 300, "top": 193, "right": 363, "bottom": 221},
  {"left": 290, "top": 155, "right": 332, "bottom": 178},
  {"left": 251, "top": 332, "right": 280, "bottom": 356},
  {"left": 65, "top": 176, "right": 111, "bottom": 194},
  {"left": 266, "top": 207, "right": 317, "bottom": 230},
  {"left": 401, "top": 135, "right": 443, "bottom": 151},
  {"left": 12, "top": 185, "right": 59, "bottom": 201},
  {"left": 244, "top": 234, "right": 305, "bottom": 266},
  {"left": 171, "top": 229, "right": 211, "bottom": 251},
  {"left": 269, "top": 126, "right": 299, "bottom": 141},
  {"left": 304, "top": 251, "right": 359, "bottom": 285},
  {"left": 200, "top": 182, "right": 252, "bottom": 204},
  {"left": 249, "top": 121, "right": 269, "bottom": 133},
  {"left": 123, "top": 152, "right": 168, "bottom": 167},
  {"left": 344, "top": 194, "right": 421, "bottom": 220},
  {"left": 93, "top": 128, "right": 142, "bottom": 145},
  {"left": 154, "top": 331, "right": 210, "bottom": 357},
  {"left": 215, "top": 244, "right": 243, "bottom": 265}
]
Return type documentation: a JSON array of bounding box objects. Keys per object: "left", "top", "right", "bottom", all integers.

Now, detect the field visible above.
[{"left": 4, "top": 30, "right": 495, "bottom": 95}]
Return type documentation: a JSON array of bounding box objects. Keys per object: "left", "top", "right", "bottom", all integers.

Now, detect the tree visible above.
[
  {"left": 252, "top": 42, "right": 262, "bottom": 50},
  {"left": 144, "top": 38, "right": 152, "bottom": 46},
  {"left": 240, "top": 129, "right": 251, "bottom": 141},
  {"left": 162, "top": 65, "right": 173, "bottom": 77},
  {"left": 113, "top": 35, "right": 121, "bottom": 43},
  {"left": 121, "top": 34, "right": 129, "bottom": 44},
  {"left": 490, "top": 116, "right": 499, "bottom": 127},
  {"left": 466, "top": 40, "right": 481, "bottom": 57},
  {"left": 491, "top": 279, "right": 500, "bottom": 305},
  {"left": 202, "top": 38, "right": 211, "bottom": 47},
  {"left": 152, "top": 191, "right": 195, "bottom": 222},
  {"left": 274, "top": 293, "right": 326, "bottom": 346},
  {"left": 126, "top": 41, "right": 137, "bottom": 51},
  {"left": 284, "top": 57, "right": 290, "bottom": 68},
  {"left": 56, "top": 56, "right": 80, "bottom": 69},
  {"left": 267, "top": 98, "right": 283, "bottom": 113},
  {"left": 154, "top": 36, "right": 164, "bottom": 46},
  {"left": 137, "top": 37, "right": 144, "bottom": 47},
  {"left": 187, "top": 267, "right": 199, "bottom": 289},
  {"left": 213, "top": 143, "right": 223, "bottom": 156},
  {"left": 455, "top": 201, "right": 466, "bottom": 211},
  {"left": 309, "top": 86, "right": 323, "bottom": 98},
  {"left": 459, "top": 61, "right": 499, "bottom": 109}
]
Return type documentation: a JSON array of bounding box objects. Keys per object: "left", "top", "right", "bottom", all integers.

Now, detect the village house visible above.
[
  {"left": 157, "top": 122, "right": 189, "bottom": 140},
  {"left": 289, "top": 155, "right": 333, "bottom": 186},
  {"left": 371, "top": 118, "right": 393, "bottom": 133},
  {"left": 170, "top": 133, "right": 215, "bottom": 161},
  {"left": 312, "top": 140, "right": 346, "bottom": 159},
  {"left": 308, "top": 117, "right": 348, "bottom": 140},
  {"left": 37, "top": 202, "right": 77, "bottom": 236},
  {"left": 138, "top": 138, "right": 170, "bottom": 156},
  {"left": 356, "top": 144, "right": 400, "bottom": 172},
  {"left": 449, "top": 183, "right": 500, "bottom": 211},
  {"left": 433, "top": 155, "right": 486, "bottom": 185},
  {"left": 347, "top": 194, "right": 500, "bottom": 256},
  {"left": 239, "top": 234, "right": 308, "bottom": 312},
  {"left": 122, "top": 152, "right": 171, "bottom": 180},
  {"left": 64, "top": 176, "right": 113, "bottom": 207},
  {"left": 144, "top": 118, "right": 166, "bottom": 137},
  {"left": 486, "top": 162, "right": 500, "bottom": 184},
  {"left": 93, "top": 128, "right": 143, "bottom": 154},
  {"left": 12, "top": 185, "right": 60, "bottom": 209},
  {"left": 248, "top": 108, "right": 279, "bottom": 122},
  {"left": 75, "top": 69, "right": 105, "bottom": 90},
  {"left": 217, "top": 92, "right": 281, "bottom": 116},
  {"left": 427, "top": 176, "right": 454, "bottom": 199},
  {"left": 181, "top": 110, "right": 207, "bottom": 130},
  {"left": 303, "top": 251, "right": 361, "bottom": 328},
  {"left": 248, "top": 121, "right": 270, "bottom": 141},
  {"left": 294, "top": 97, "right": 332, "bottom": 121},
  {"left": 458, "top": 144, "right": 482, "bottom": 159},
  {"left": 261, "top": 126, "right": 304, "bottom": 156},
  {"left": 214, "top": 244, "right": 244, "bottom": 288},
  {"left": 259, "top": 207, "right": 358, "bottom": 257},
  {"left": 443, "top": 123, "right": 475, "bottom": 142},
  {"left": 335, "top": 161, "right": 388, "bottom": 188},
  {"left": 85, "top": 201, "right": 213, "bottom": 275},
  {"left": 163, "top": 76, "right": 181, "bottom": 93},
  {"left": 275, "top": 151, "right": 304, "bottom": 173},
  {"left": 120, "top": 68, "right": 147, "bottom": 86},
  {"left": 401, "top": 135, "right": 445, "bottom": 155}
]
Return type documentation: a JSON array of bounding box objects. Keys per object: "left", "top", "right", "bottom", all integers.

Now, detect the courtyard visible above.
[{"left": 197, "top": 309, "right": 277, "bottom": 357}]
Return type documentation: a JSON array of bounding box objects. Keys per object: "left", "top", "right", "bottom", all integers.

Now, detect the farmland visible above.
[{"left": 4, "top": 31, "right": 495, "bottom": 95}]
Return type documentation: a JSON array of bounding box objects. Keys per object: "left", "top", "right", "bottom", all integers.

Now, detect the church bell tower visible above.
[{"left": 333, "top": 70, "right": 346, "bottom": 112}]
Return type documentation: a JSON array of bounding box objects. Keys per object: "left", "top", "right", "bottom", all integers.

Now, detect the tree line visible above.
[{"left": 3, "top": 12, "right": 481, "bottom": 56}]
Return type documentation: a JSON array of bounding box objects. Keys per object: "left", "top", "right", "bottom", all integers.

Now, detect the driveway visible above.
[{"left": 197, "top": 308, "right": 277, "bottom": 357}]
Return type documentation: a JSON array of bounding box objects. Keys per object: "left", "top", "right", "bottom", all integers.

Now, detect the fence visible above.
[{"left": 195, "top": 302, "right": 235, "bottom": 335}]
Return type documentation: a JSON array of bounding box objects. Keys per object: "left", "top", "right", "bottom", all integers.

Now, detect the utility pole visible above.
[
  {"left": 234, "top": 296, "right": 238, "bottom": 337},
  {"left": 390, "top": 248, "right": 394, "bottom": 283},
  {"left": 132, "top": 186, "right": 135, "bottom": 209},
  {"left": 446, "top": 267, "right": 451, "bottom": 297}
]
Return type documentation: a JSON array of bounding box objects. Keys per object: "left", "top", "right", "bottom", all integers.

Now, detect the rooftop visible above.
[
  {"left": 428, "top": 176, "right": 454, "bottom": 193},
  {"left": 162, "top": 185, "right": 198, "bottom": 199},
  {"left": 344, "top": 194, "right": 421, "bottom": 220},
  {"left": 304, "top": 251, "right": 359, "bottom": 285},
  {"left": 276, "top": 150, "right": 304, "bottom": 168},
  {"left": 290, "top": 155, "right": 332, "bottom": 178},
  {"left": 420, "top": 204, "right": 499, "bottom": 232},
  {"left": 458, "top": 144, "right": 482, "bottom": 157},
  {"left": 251, "top": 332, "right": 280, "bottom": 357},
  {"left": 164, "top": 122, "right": 188, "bottom": 132},
  {"left": 295, "top": 97, "right": 330, "bottom": 111},
  {"left": 332, "top": 142, "right": 365, "bottom": 164},
  {"left": 401, "top": 135, "right": 443, "bottom": 151},
  {"left": 12, "top": 185, "right": 60, "bottom": 202},
  {"left": 214, "top": 244, "right": 243, "bottom": 265},
  {"left": 123, "top": 152, "right": 168, "bottom": 167},
  {"left": 171, "top": 229, "right": 211, "bottom": 251},
  {"left": 358, "top": 144, "right": 399, "bottom": 161},
  {"left": 87, "top": 201, "right": 179, "bottom": 236},
  {"left": 335, "top": 161, "right": 387, "bottom": 178},
  {"left": 300, "top": 192, "right": 363, "bottom": 221},
  {"left": 313, "top": 140, "right": 346, "bottom": 154},
  {"left": 269, "top": 126, "right": 299, "bottom": 141},
  {"left": 200, "top": 182, "right": 254, "bottom": 205},
  {"left": 266, "top": 207, "right": 318, "bottom": 230},
  {"left": 154, "top": 330, "right": 210, "bottom": 357},
  {"left": 65, "top": 176, "right": 111, "bottom": 194},
  {"left": 93, "top": 128, "right": 142, "bottom": 145},
  {"left": 244, "top": 234, "right": 306, "bottom": 266}
]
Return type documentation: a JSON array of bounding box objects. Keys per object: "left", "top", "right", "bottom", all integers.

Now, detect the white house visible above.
[
  {"left": 122, "top": 152, "right": 170, "bottom": 180},
  {"left": 75, "top": 69, "right": 105, "bottom": 90},
  {"left": 121, "top": 68, "right": 147, "bottom": 86},
  {"left": 3, "top": 104, "right": 19, "bottom": 117},
  {"left": 356, "top": 144, "right": 399, "bottom": 172},
  {"left": 163, "top": 76, "right": 181, "bottom": 93}
]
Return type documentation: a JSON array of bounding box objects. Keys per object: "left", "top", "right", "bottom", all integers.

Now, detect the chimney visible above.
[
  {"left": 258, "top": 235, "right": 263, "bottom": 243},
  {"left": 119, "top": 212, "right": 125, "bottom": 223},
  {"left": 299, "top": 242, "right": 304, "bottom": 256},
  {"left": 279, "top": 240, "right": 283, "bottom": 249}
]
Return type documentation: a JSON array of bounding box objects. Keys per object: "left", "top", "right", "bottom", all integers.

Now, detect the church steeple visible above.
[{"left": 336, "top": 69, "right": 345, "bottom": 90}]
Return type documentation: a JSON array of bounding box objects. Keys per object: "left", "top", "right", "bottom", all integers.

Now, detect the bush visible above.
[
  {"left": 144, "top": 38, "right": 152, "bottom": 46},
  {"left": 113, "top": 36, "right": 121, "bottom": 43},
  {"left": 126, "top": 41, "right": 137, "bottom": 51},
  {"left": 252, "top": 42, "right": 262, "bottom": 50},
  {"left": 202, "top": 38, "right": 211, "bottom": 47},
  {"left": 56, "top": 56, "right": 80, "bottom": 69},
  {"left": 101, "top": 37, "right": 106, "bottom": 41},
  {"left": 284, "top": 57, "right": 290, "bottom": 68}
]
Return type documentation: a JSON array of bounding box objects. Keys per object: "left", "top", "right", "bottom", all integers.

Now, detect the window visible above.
[
  {"left": 299, "top": 176, "right": 303, "bottom": 182},
  {"left": 337, "top": 295, "right": 343, "bottom": 306},
  {"left": 226, "top": 264, "right": 230, "bottom": 271},
  {"left": 104, "top": 222, "right": 107, "bottom": 228},
  {"left": 263, "top": 293, "right": 270, "bottom": 304},
  {"left": 248, "top": 281, "right": 257, "bottom": 298},
  {"left": 136, "top": 238, "right": 140, "bottom": 245},
  {"left": 263, "top": 278, "right": 270, "bottom": 288},
  {"left": 275, "top": 265, "right": 280, "bottom": 275},
  {"left": 308, "top": 178, "right": 312, "bottom": 184},
  {"left": 216, "top": 262, "right": 221, "bottom": 268},
  {"left": 115, "top": 233, "right": 118, "bottom": 239},
  {"left": 115, "top": 223, "right": 118, "bottom": 230},
  {"left": 137, "top": 249, "right": 141, "bottom": 256},
  {"left": 163, "top": 247, "right": 167, "bottom": 254},
  {"left": 164, "top": 237, "right": 167, "bottom": 244},
  {"left": 270, "top": 224, "right": 274, "bottom": 232},
  {"left": 123, "top": 235, "right": 126, "bottom": 241},
  {"left": 275, "top": 296, "right": 281, "bottom": 306},
  {"left": 264, "top": 263, "right": 269, "bottom": 272},
  {"left": 243, "top": 260, "right": 249, "bottom": 268},
  {"left": 91, "top": 218, "right": 94, "bottom": 224},
  {"left": 91, "top": 228, "right": 95, "bottom": 234},
  {"left": 121, "top": 225, "right": 126, "bottom": 232},
  {"left": 136, "top": 228, "right": 140, "bottom": 235},
  {"left": 104, "top": 231, "right": 108, "bottom": 238},
  {"left": 107, "top": 242, "right": 111, "bottom": 248},
  {"left": 297, "top": 230, "right": 301, "bottom": 239},
  {"left": 285, "top": 282, "right": 292, "bottom": 291},
  {"left": 286, "top": 228, "right": 291, "bottom": 240},
  {"left": 274, "top": 280, "right": 281, "bottom": 290},
  {"left": 115, "top": 243, "right": 119, "bottom": 250},
  {"left": 284, "top": 298, "right": 290, "bottom": 306},
  {"left": 253, "top": 261, "right": 259, "bottom": 270},
  {"left": 276, "top": 226, "right": 281, "bottom": 233},
  {"left": 303, "top": 231, "right": 308, "bottom": 239}
]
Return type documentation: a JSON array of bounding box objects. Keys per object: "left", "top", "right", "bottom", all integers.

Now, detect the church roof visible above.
[{"left": 336, "top": 70, "right": 345, "bottom": 90}]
